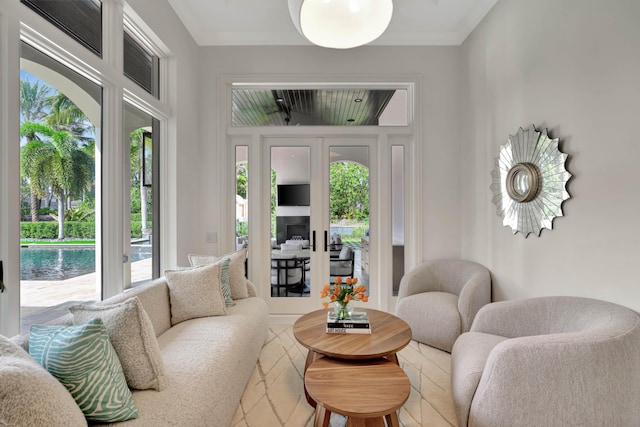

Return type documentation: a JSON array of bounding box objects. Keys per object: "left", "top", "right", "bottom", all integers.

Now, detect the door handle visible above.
[
  {"left": 312, "top": 230, "right": 316, "bottom": 252},
  {"left": 324, "top": 230, "right": 328, "bottom": 252},
  {"left": 0, "top": 261, "right": 5, "bottom": 293}
]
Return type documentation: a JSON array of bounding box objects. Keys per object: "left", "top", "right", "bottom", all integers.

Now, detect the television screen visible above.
[{"left": 277, "top": 184, "right": 310, "bottom": 206}]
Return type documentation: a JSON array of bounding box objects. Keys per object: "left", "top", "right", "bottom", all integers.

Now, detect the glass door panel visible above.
[
  {"left": 261, "top": 138, "right": 378, "bottom": 315},
  {"left": 270, "top": 146, "right": 311, "bottom": 298},
  {"left": 328, "top": 146, "right": 370, "bottom": 304},
  {"left": 123, "top": 102, "right": 158, "bottom": 287},
  {"left": 19, "top": 42, "right": 102, "bottom": 332},
  {"left": 235, "top": 146, "right": 249, "bottom": 251},
  {"left": 391, "top": 145, "right": 405, "bottom": 296}
]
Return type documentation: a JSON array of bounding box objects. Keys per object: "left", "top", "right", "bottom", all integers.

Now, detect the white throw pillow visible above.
[
  {"left": 188, "top": 249, "right": 249, "bottom": 300},
  {"left": 164, "top": 262, "right": 227, "bottom": 325},
  {"left": 0, "top": 334, "right": 87, "bottom": 426},
  {"left": 69, "top": 297, "right": 167, "bottom": 391}
]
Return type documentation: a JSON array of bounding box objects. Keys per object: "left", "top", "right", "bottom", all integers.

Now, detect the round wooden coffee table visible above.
[
  {"left": 305, "top": 357, "right": 410, "bottom": 427},
  {"left": 294, "top": 308, "right": 411, "bottom": 365},
  {"left": 293, "top": 308, "right": 411, "bottom": 406}
]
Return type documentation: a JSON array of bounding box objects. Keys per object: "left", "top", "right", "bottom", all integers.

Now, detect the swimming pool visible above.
[{"left": 20, "top": 245, "right": 152, "bottom": 280}]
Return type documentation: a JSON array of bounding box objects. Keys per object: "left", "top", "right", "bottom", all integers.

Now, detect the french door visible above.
[{"left": 263, "top": 137, "right": 376, "bottom": 315}]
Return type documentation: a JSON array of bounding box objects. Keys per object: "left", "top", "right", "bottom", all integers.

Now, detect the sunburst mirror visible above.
[{"left": 490, "top": 125, "right": 571, "bottom": 237}]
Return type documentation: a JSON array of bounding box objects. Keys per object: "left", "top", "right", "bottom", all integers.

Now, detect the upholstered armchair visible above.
[
  {"left": 329, "top": 246, "right": 355, "bottom": 281},
  {"left": 451, "top": 296, "right": 640, "bottom": 426},
  {"left": 395, "top": 259, "right": 491, "bottom": 352}
]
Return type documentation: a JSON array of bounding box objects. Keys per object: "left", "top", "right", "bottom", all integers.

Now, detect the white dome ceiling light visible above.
[{"left": 288, "top": 0, "right": 393, "bottom": 49}]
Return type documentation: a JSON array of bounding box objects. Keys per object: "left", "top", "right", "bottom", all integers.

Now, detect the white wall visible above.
[
  {"left": 196, "top": 46, "right": 464, "bottom": 260},
  {"left": 461, "top": 0, "right": 640, "bottom": 309},
  {"left": 127, "top": 0, "right": 201, "bottom": 267}
]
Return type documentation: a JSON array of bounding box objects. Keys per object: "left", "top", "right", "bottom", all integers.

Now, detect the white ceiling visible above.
[{"left": 167, "top": 0, "right": 499, "bottom": 47}]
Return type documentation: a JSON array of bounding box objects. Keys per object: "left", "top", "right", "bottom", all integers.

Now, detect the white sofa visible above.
[{"left": 4, "top": 276, "right": 269, "bottom": 427}]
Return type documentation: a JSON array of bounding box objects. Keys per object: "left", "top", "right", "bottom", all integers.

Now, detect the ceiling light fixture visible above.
[{"left": 288, "top": 0, "right": 393, "bottom": 49}]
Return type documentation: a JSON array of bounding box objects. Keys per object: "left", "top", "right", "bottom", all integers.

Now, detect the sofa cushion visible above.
[
  {"left": 188, "top": 249, "right": 249, "bottom": 300},
  {"left": 69, "top": 297, "right": 167, "bottom": 391},
  {"left": 396, "top": 291, "right": 462, "bottom": 352},
  {"left": 165, "top": 262, "right": 227, "bottom": 325},
  {"left": 0, "top": 334, "right": 87, "bottom": 426},
  {"left": 29, "top": 318, "right": 138, "bottom": 423},
  {"left": 450, "top": 332, "right": 508, "bottom": 427}
]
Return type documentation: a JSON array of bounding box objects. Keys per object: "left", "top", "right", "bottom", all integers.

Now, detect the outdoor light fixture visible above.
[{"left": 288, "top": 0, "right": 393, "bottom": 49}]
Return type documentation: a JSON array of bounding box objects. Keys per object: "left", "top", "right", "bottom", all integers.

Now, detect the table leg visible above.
[
  {"left": 385, "top": 412, "right": 400, "bottom": 427},
  {"left": 304, "top": 349, "right": 322, "bottom": 372},
  {"left": 314, "top": 403, "right": 331, "bottom": 427},
  {"left": 304, "top": 350, "right": 323, "bottom": 407},
  {"left": 386, "top": 352, "right": 399, "bottom": 365},
  {"left": 346, "top": 417, "right": 384, "bottom": 427}
]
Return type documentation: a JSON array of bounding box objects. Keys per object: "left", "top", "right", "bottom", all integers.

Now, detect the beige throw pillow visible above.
[
  {"left": 164, "top": 262, "right": 227, "bottom": 325},
  {"left": 188, "top": 248, "right": 249, "bottom": 300},
  {"left": 0, "top": 334, "right": 87, "bottom": 426},
  {"left": 69, "top": 297, "right": 166, "bottom": 391}
]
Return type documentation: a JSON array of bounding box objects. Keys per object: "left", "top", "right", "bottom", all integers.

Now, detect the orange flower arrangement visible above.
[{"left": 321, "top": 276, "right": 368, "bottom": 310}]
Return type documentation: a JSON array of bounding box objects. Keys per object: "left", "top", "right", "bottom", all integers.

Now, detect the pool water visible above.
[{"left": 20, "top": 246, "right": 152, "bottom": 280}]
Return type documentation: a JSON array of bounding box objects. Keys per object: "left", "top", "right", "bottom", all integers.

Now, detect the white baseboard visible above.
[{"left": 268, "top": 314, "right": 301, "bottom": 325}]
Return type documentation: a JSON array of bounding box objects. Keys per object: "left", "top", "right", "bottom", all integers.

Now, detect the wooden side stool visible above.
[{"left": 305, "top": 357, "right": 410, "bottom": 427}]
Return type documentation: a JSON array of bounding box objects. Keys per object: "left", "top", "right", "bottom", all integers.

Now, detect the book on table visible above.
[{"left": 326, "top": 311, "right": 371, "bottom": 334}]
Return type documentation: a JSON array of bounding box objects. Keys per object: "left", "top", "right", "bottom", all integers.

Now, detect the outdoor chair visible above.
[
  {"left": 329, "top": 246, "right": 355, "bottom": 282},
  {"left": 271, "top": 254, "right": 305, "bottom": 296}
]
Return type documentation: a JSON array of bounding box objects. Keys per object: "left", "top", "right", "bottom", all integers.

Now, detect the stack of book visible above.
[{"left": 326, "top": 311, "right": 371, "bottom": 334}]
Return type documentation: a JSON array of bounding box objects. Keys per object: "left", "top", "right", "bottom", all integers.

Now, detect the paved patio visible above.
[{"left": 20, "top": 257, "right": 152, "bottom": 333}]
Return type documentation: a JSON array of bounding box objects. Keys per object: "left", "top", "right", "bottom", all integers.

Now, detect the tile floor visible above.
[{"left": 232, "top": 325, "right": 458, "bottom": 427}]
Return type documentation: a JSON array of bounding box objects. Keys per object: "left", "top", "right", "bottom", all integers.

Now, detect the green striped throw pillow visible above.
[
  {"left": 29, "top": 318, "right": 139, "bottom": 423},
  {"left": 221, "top": 257, "right": 236, "bottom": 307}
]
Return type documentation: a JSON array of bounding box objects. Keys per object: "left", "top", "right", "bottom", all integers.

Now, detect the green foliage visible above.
[
  {"left": 130, "top": 213, "right": 152, "bottom": 222},
  {"left": 130, "top": 186, "right": 141, "bottom": 213},
  {"left": 20, "top": 222, "right": 57, "bottom": 239},
  {"left": 341, "top": 225, "right": 369, "bottom": 242},
  {"left": 236, "top": 163, "right": 247, "bottom": 199},
  {"left": 329, "top": 162, "right": 369, "bottom": 222},
  {"left": 64, "top": 221, "right": 95, "bottom": 238},
  {"left": 236, "top": 220, "right": 248, "bottom": 237},
  {"left": 20, "top": 78, "right": 51, "bottom": 122},
  {"left": 21, "top": 221, "right": 95, "bottom": 239},
  {"left": 65, "top": 200, "right": 95, "bottom": 221},
  {"left": 131, "top": 222, "right": 143, "bottom": 238}
]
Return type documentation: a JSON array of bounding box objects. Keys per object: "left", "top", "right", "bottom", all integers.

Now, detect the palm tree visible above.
[
  {"left": 20, "top": 78, "right": 52, "bottom": 221},
  {"left": 129, "top": 129, "right": 150, "bottom": 238},
  {"left": 20, "top": 78, "right": 51, "bottom": 123},
  {"left": 20, "top": 121, "right": 94, "bottom": 239},
  {"left": 46, "top": 93, "right": 94, "bottom": 144}
]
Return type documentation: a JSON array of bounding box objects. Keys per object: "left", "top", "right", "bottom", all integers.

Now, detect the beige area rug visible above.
[{"left": 232, "top": 325, "right": 458, "bottom": 427}]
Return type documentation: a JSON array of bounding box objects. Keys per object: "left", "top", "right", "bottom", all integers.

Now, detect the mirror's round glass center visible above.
[
  {"left": 506, "top": 162, "right": 540, "bottom": 203},
  {"left": 513, "top": 170, "right": 530, "bottom": 195}
]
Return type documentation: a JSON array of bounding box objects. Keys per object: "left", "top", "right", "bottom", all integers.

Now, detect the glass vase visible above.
[{"left": 333, "top": 301, "right": 354, "bottom": 320}]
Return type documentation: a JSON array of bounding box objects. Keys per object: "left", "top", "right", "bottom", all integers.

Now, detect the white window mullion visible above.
[
  {"left": 99, "top": 0, "right": 125, "bottom": 299},
  {"left": 0, "top": 12, "right": 23, "bottom": 337}
]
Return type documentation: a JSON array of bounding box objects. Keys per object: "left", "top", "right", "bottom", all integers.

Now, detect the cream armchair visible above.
[
  {"left": 395, "top": 259, "right": 491, "bottom": 352},
  {"left": 451, "top": 296, "right": 640, "bottom": 426}
]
